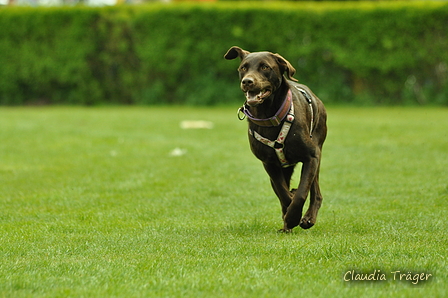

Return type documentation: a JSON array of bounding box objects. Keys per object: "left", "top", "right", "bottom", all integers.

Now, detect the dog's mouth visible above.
[{"left": 245, "top": 89, "right": 271, "bottom": 106}]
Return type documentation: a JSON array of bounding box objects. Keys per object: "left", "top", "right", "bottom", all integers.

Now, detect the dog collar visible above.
[{"left": 237, "top": 89, "right": 292, "bottom": 127}]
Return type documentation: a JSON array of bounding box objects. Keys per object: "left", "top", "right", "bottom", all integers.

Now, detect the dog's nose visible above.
[{"left": 242, "top": 77, "right": 254, "bottom": 87}]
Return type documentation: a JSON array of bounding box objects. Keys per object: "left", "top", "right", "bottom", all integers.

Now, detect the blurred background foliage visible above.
[{"left": 0, "top": 1, "right": 447, "bottom": 105}]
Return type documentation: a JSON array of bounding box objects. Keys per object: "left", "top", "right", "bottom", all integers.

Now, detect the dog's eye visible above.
[
  {"left": 261, "top": 65, "right": 269, "bottom": 71},
  {"left": 239, "top": 66, "right": 247, "bottom": 72}
]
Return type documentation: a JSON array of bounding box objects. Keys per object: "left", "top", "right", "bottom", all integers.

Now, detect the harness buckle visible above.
[{"left": 269, "top": 117, "right": 281, "bottom": 126}]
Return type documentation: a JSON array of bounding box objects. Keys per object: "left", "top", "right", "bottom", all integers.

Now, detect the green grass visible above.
[{"left": 0, "top": 106, "right": 447, "bottom": 297}]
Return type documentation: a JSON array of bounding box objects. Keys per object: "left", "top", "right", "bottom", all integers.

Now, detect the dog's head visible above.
[{"left": 224, "top": 46, "right": 297, "bottom": 106}]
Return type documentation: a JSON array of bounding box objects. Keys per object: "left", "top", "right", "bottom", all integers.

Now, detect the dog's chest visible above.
[{"left": 248, "top": 125, "right": 306, "bottom": 165}]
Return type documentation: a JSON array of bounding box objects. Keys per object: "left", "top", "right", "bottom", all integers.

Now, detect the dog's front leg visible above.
[
  {"left": 300, "top": 160, "right": 323, "bottom": 229},
  {"left": 284, "top": 156, "right": 319, "bottom": 230},
  {"left": 263, "top": 163, "right": 294, "bottom": 231}
]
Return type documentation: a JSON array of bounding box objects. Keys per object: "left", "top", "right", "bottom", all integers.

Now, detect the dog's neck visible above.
[{"left": 245, "top": 80, "right": 290, "bottom": 120}]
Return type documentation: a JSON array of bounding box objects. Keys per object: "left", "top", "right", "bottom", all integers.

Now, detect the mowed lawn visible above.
[{"left": 0, "top": 106, "right": 447, "bottom": 297}]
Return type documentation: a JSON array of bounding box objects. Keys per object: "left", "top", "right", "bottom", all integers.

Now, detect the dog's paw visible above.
[{"left": 299, "top": 218, "right": 315, "bottom": 229}]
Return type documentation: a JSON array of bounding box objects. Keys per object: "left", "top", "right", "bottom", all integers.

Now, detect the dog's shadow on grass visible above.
[
  {"left": 221, "top": 218, "right": 301, "bottom": 236},
  {"left": 219, "top": 215, "right": 330, "bottom": 238}
]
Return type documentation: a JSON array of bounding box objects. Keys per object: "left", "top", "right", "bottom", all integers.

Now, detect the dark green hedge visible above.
[{"left": 0, "top": 2, "right": 447, "bottom": 105}]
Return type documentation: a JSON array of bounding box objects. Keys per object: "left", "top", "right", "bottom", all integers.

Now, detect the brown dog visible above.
[{"left": 224, "top": 46, "right": 327, "bottom": 232}]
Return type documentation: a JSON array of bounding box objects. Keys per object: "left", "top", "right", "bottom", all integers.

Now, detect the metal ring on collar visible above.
[{"left": 237, "top": 107, "right": 246, "bottom": 120}]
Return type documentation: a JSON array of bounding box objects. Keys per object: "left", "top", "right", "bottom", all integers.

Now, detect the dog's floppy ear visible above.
[
  {"left": 273, "top": 53, "right": 298, "bottom": 82},
  {"left": 224, "top": 46, "right": 250, "bottom": 61}
]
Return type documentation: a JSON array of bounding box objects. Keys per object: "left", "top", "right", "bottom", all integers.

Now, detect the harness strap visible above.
[
  {"left": 294, "top": 86, "right": 314, "bottom": 138},
  {"left": 249, "top": 100, "right": 296, "bottom": 168}
]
